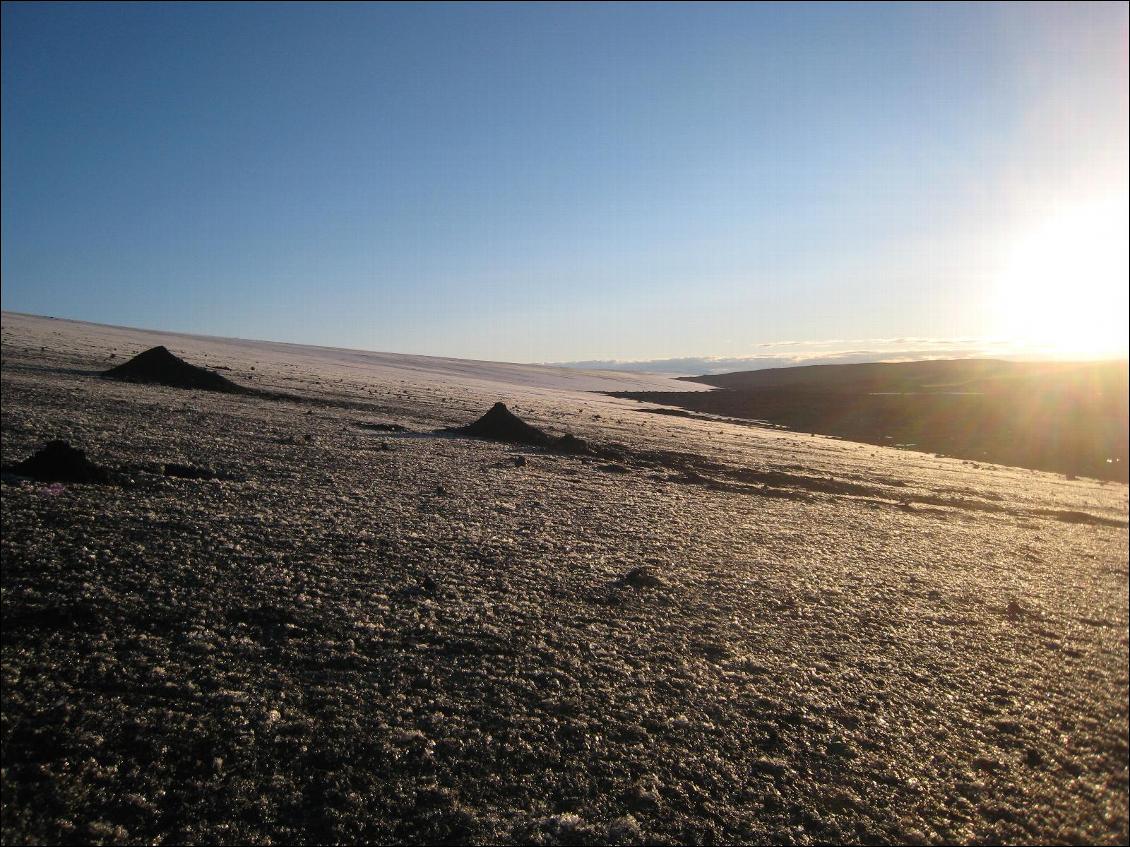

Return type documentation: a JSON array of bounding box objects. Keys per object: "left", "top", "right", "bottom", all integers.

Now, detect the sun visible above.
[{"left": 994, "top": 197, "right": 1129, "bottom": 358}]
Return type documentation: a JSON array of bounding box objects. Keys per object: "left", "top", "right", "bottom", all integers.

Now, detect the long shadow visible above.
[{"left": 439, "top": 404, "right": 1129, "bottom": 529}]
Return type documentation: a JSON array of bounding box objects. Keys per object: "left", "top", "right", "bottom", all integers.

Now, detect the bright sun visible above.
[{"left": 995, "top": 197, "right": 1129, "bottom": 358}]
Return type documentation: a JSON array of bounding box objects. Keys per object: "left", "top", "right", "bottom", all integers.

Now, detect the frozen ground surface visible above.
[{"left": 2, "top": 312, "right": 1127, "bottom": 845}]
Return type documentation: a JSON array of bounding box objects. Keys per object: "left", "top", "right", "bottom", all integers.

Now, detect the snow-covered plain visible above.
[
  {"left": 0, "top": 312, "right": 712, "bottom": 397},
  {"left": 2, "top": 312, "right": 1127, "bottom": 845}
]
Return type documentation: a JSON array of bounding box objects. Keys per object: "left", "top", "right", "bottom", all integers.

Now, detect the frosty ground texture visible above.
[{"left": 2, "top": 313, "right": 1127, "bottom": 845}]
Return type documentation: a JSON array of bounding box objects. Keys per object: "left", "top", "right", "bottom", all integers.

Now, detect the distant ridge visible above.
[
  {"left": 680, "top": 358, "right": 1128, "bottom": 394},
  {"left": 104, "top": 346, "right": 245, "bottom": 393}
]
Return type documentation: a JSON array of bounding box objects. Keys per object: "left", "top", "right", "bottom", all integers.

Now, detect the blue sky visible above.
[{"left": 3, "top": 2, "right": 1127, "bottom": 364}]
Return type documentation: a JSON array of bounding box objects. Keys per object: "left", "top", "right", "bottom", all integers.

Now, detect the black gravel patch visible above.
[
  {"left": 104, "top": 346, "right": 246, "bottom": 393},
  {"left": 10, "top": 441, "right": 110, "bottom": 483}
]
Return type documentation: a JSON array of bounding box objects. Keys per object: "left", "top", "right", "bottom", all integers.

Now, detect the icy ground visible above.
[{"left": 2, "top": 313, "right": 1127, "bottom": 845}]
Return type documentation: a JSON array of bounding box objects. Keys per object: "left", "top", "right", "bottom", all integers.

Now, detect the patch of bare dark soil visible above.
[{"left": 103, "top": 346, "right": 247, "bottom": 394}]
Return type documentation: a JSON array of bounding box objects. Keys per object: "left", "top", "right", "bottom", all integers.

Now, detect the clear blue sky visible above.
[{"left": 3, "top": 2, "right": 1127, "bottom": 362}]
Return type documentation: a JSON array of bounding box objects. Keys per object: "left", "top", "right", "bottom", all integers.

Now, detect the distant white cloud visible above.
[{"left": 549, "top": 338, "right": 1083, "bottom": 376}]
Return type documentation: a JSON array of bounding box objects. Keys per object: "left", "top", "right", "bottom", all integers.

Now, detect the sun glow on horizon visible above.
[{"left": 994, "top": 196, "right": 1130, "bottom": 358}]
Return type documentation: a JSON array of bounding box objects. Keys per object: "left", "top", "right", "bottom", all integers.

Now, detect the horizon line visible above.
[{"left": 3, "top": 310, "right": 1127, "bottom": 378}]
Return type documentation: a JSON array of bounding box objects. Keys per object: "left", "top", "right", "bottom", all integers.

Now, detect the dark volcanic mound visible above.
[
  {"left": 12, "top": 441, "right": 109, "bottom": 483},
  {"left": 104, "top": 346, "right": 243, "bottom": 393},
  {"left": 454, "top": 402, "right": 552, "bottom": 446}
]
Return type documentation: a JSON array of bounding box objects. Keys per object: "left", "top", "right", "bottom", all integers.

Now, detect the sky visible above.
[{"left": 2, "top": 2, "right": 1127, "bottom": 369}]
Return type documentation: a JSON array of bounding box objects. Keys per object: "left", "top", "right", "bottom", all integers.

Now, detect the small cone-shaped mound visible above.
[
  {"left": 13, "top": 441, "right": 110, "bottom": 483},
  {"left": 104, "top": 346, "right": 242, "bottom": 393},
  {"left": 456, "top": 402, "right": 551, "bottom": 446}
]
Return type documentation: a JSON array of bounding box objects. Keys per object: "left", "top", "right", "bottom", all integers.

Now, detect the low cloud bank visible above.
[{"left": 551, "top": 339, "right": 1067, "bottom": 376}]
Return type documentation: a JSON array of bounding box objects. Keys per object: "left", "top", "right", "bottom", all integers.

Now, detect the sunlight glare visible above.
[{"left": 995, "top": 197, "right": 1130, "bottom": 357}]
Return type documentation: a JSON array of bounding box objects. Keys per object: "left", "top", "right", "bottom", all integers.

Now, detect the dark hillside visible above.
[
  {"left": 621, "top": 359, "right": 1129, "bottom": 481},
  {"left": 683, "top": 358, "right": 1127, "bottom": 395}
]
